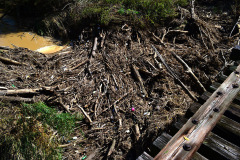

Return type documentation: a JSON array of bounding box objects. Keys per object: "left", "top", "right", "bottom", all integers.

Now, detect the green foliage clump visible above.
[
  {"left": 0, "top": 102, "right": 82, "bottom": 159},
  {"left": 22, "top": 102, "right": 82, "bottom": 136},
  {"left": 103, "top": 0, "right": 189, "bottom": 23}
]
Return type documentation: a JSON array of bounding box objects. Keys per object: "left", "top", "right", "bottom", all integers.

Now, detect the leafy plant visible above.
[
  {"left": 0, "top": 102, "right": 82, "bottom": 159},
  {"left": 22, "top": 102, "right": 83, "bottom": 136}
]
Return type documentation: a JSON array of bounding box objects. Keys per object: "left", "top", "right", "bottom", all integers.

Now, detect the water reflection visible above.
[{"left": 0, "top": 12, "right": 66, "bottom": 54}]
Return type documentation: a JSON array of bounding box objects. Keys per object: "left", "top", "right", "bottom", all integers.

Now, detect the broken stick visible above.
[
  {"left": 77, "top": 104, "right": 93, "bottom": 124},
  {"left": 69, "top": 59, "right": 89, "bottom": 70},
  {"left": 0, "top": 56, "right": 27, "bottom": 65},
  {"left": 152, "top": 45, "right": 197, "bottom": 101},
  {"left": 132, "top": 64, "right": 148, "bottom": 98},
  {"left": 107, "top": 139, "right": 116, "bottom": 156},
  {"left": 135, "top": 124, "right": 141, "bottom": 141},
  {"left": 171, "top": 52, "right": 206, "bottom": 92}
]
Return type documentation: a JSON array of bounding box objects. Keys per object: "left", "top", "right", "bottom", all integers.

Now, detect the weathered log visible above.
[
  {"left": 0, "top": 87, "right": 53, "bottom": 96},
  {"left": 154, "top": 65, "right": 240, "bottom": 160},
  {"left": 0, "top": 96, "right": 33, "bottom": 102},
  {"left": 153, "top": 133, "right": 207, "bottom": 160}
]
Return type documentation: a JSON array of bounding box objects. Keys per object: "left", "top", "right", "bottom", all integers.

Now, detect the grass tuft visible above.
[{"left": 0, "top": 102, "right": 83, "bottom": 159}]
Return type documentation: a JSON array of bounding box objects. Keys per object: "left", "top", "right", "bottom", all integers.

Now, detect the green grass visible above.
[
  {"left": 22, "top": 102, "right": 83, "bottom": 136},
  {"left": 0, "top": 102, "right": 83, "bottom": 159}
]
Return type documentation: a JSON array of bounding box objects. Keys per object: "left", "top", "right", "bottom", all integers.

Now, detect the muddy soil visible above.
[{"left": 0, "top": 2, "right": 239, "bottom": 160}]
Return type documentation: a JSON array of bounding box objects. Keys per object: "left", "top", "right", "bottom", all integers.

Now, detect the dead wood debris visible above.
[
  {"left": 152, "top": 45, "right": 198, "bottom": 101},
  {"left": 0, "top": 7, "right": 235, "bottom": 158},
  {"left": 171, "top": 52, "right": 206, "bottom": 92}
]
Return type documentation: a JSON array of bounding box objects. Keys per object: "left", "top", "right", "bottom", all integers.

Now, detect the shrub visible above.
[{"left": 0, "top": 102, "right": 82, "bottom": 159}]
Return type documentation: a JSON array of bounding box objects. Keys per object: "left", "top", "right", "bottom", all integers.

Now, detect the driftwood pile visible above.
[{"left": 0, "top": 1, "right": 238, "bottom": 158}]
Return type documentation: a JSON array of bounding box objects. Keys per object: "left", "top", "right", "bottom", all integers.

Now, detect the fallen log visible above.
[
  {"left": 0, "top": 87, "right": 53, "bottom": 96},
  {"left": 0, "top": 96, "right": 33, "bottom": 102}
]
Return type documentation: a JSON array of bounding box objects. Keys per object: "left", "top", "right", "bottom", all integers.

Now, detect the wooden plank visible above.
[
  {"left": 209, "top": 82, "right": 240, "bottom": 103},
  {"left": 137, "top": 152, "right": 153, "bottom": 160},
  {"left": 187, "top": 102, "right": 240, "bottom": 146},
  {"left": 219, "top": 74, "right": 228, "bottom": 82},
  {"left": 153, "top": 133, "right": 208, "bottom": 160},
  {"left": 153, "top": 133, "right": 172, "bottom": 150},
  {"left": 204, "top": 133, "right": 240, "bottom": 160},
  {"left": 174, "top": 118, "right": 240, "bottom": 160},
  {"left": 154, "top": 65, "right": 240, "bottom": 160},
  {"left": 216, "top": 116, "right": 240, "bottom": 137},
  {"left": 198, "top": 91, "right": 240, "bottom": 122}
]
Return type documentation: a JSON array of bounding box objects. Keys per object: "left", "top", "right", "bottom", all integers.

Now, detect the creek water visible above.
[{"left": 0, "top": 11, "right": 66, "bottom": 54}]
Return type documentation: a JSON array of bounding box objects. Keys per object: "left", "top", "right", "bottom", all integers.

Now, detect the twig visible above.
[
  {"left": 77, "top": 104, "right": 93, "bottom": 124},
  {"left": 161, "top": 28, "right": 169, "bottom": 43},
  {"left": 112, "top": 74, "right": 119, "bottom": 89},
  {"left": 132, "top": 64, "right": 148, "bottom": 98},
  {"left": 58, "top": 144, "right": 71, "bottom": 148},
  {"left": 109, "top": 90, "right": 132, "bottom": 109},
  {"left": 107, "top": 139, "right": 116, "bottom": 156},
  {"left": 171, "top": 52, "right": 206, "bottom": 92},
  {"left": 69, "top": 59, "right": 89, "bottom": 70},
  {"left": 168, "top": 30, "right": 188, "bottom": 33},
  {"left": 152, "top": 45, "right": 197, "bottom": 101},
  {"left": 151, "top": 32, "right": 166, "bottom": 46},
  {"left": 145, "top": 59, "right": 158, "bottom": 71},
  {"left": 59, "top": 98, "right": 70, "bottom": 112},
  {"left": 0, "top": 56, "right": 27, "bottom": 65}
]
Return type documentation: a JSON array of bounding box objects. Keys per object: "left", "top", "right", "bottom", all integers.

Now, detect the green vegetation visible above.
[
  {"left": 0, "top": 102, "right": 83, "bottom": 159},
  {"left": 0, "top": 0, "right": 189, "bottom": 37}
]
